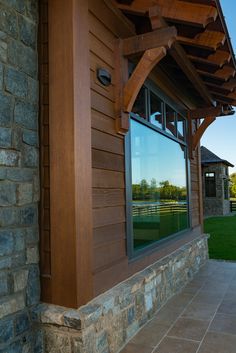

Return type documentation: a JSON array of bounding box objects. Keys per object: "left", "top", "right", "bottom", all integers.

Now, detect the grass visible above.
[{"left": 204, "top": 215, "right": 236, "bottom": 261}]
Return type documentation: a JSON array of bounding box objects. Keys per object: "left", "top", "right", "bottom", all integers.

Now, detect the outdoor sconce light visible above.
[{"left": 97, "top": 68, "right": 112, "bottom": 87}]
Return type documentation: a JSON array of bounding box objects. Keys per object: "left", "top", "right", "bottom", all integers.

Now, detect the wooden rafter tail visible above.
[
  {"left": 122, "top": 26, "right": 177, "bottom": 56},
  {"left": 117, "top": 0, "right": 218, "bottom": 27},
  {"left": 192, "top": 116, "right": 216, "bottom": 151},
  {"left": 207, "top": 50, "right": 231, "bottom": 67},
  {"left": 123, "top": 46, "right": 167, "bottom": 113},
  {"left": 223, "top": 78, "right": 236, "bottom": 91},
  {"left": 188, "top": 50, "right": 231, "bottom": 69},
  {"left": 177, "top": 31, "right": 226, "bottom": 51},
  {"left": 198, "top": 65, "right": 236, "bottom": 82}
]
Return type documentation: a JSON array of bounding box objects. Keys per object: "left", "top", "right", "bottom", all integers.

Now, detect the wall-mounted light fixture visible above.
[{"left": 97, "top": 68, "right": 112, "bottom": 87}]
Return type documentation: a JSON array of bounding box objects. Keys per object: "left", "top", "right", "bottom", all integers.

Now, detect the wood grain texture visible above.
[{"left": 48, "top": 0, "right": 93, "bottom": 307}]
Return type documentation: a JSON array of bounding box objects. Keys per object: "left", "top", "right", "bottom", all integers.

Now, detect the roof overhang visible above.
[{"left": 114, "top": 0, "right": 236, "bottom": 111}]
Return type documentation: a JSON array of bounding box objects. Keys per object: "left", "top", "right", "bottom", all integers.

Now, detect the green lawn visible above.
[{"left": 204, "top": 215, "right": 236, "bottom": 260}]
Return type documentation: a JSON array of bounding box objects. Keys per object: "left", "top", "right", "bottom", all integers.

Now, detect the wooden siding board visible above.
[
  {"left": 93, "top": 188, "right": 125, "bottom": 208},
  {"left": 93, "top": 206, "right": 125, "bottom": 228},
  {"left": 92, "top": 129, "right": 124, "bottom": 155}
]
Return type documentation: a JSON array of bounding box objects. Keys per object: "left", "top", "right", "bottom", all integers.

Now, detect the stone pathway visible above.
[{"left": 120, "top": 260, "right": 236, "bottom": 353}]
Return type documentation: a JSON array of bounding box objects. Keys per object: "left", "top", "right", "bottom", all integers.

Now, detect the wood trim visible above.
[
  {"left": 197, "top": 145, "right": 204, "bottom": 230},
  {"left": 192, "top": 117, "right": 216, "bottom": 151},
  {"left": 117, "top": 0, "right": 217, "bottom": 27},
  {"left": 48, "top": 0, "right": 93, "bottom": 307},
  {"left": 122, "top": 27, "right": 177, "bottom": 56},
  {"left": 123, "top": 46, "right": 167, "bottom": 112},
  {"left": 188, "top": 105, "right": 229, "bottom": 119}
]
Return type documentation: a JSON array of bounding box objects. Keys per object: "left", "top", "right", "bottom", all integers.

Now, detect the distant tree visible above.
[{"left": 230, "top": 173, "right": 236, "bottom": 198}]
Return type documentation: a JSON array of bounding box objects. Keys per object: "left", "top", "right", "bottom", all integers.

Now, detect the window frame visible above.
[
  {"left": 205, "top": 172, "right": 216, "bottom": 198},
  {"left": 125, "top": 83, "right": 191, "bottom": 260}
]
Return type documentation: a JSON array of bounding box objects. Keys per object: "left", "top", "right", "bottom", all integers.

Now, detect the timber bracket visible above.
[
  {"left": 187, "top": 104, "right": 234, "bottom": 158},
  {"left": 115, "top": 26, "right": 177, "bottom": 134}
]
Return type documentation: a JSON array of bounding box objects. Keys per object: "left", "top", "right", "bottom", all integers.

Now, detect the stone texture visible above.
[
  {"left": 0, "top": 127, "right": 12, "bottom": 148},
  {"left": 8, "top": 39, "right": 37, "bottom": 78},
  {"left": 17, "top": 183, "right": 33, "bottom": 205},
  {"left": 5, "top": 67, "right": 28, "bottom": 98},
  {"left": 0, "top": 182, "right": 16, "bottom": 206},
  {"left": 0, "top": 1, "right": 39, "bottom": 352},
  {"left": 0, "top": 318, "right": 14, "bottom": 344},
  {"left": 0, "top": 293, "right": 25, "bottom": 319},
  {"left": 14, "top": 100, "right": 38, "bottom": 130},
  {"left": 19, "top": 16, "right": 37, "bottom": 48},
  {"left": 0, "top": 92, "right": 14, "bottom": 127},
  {"left": 37, "top": 235, "right": 209, "bottom": 353},
  {"left": 23, "top": 130, "right": 38, "bottom": 146},
  {"left": 13, "top": 269, "right": 29, "bottom": 292},
  {"left": 0, "top": 6, "right": 18, "bottom": 39},
  {"left": 202, "top": 163, "right": 231, "bottom": 216},
  {"left": 0, "top": 149, "right": 19, "bottom": 166}
]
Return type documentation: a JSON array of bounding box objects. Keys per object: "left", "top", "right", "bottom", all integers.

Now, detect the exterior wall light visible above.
[{"left": 97, "top": 68, "right": 112, "bottom": 86}]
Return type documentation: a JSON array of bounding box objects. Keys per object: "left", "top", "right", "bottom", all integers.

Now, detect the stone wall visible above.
[
  {"left": 35, "top": 235, "right": 208, "bottom": 353},
  {"left": 202, "top": 163, "right": 230, "bottom": 216},
  {"left": 0, "top": 1, "right": 40, "bottom": 352}
]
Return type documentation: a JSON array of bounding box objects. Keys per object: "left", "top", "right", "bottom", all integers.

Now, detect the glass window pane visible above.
[
  {"left": 205, "top": 172, "right": 216, "bottom": 197},
  {"left": 177, "top": 114, "right": 186, "bottom": 141},
  {"left": 130, "top": 119, "right": 189, "bottom": 251},
  {"left": 165, "top": 105, "right": 176, "bottom": 136},
  {"left": 132, "top": 87, "right": 147, "bottom": 120},
  {"left": 150, "top": 92, "right": 163, "bottom": 129}
]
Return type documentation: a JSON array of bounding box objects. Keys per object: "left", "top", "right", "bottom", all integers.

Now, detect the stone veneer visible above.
[
  {"left": 202, "top": 163, "right": 231, "bottom": 216},
  {"left": 34, "top": 235, "right": 208, "bottom": 353},
  {"left": 0, "top": 1, "right": 40, "bottom": 352}
]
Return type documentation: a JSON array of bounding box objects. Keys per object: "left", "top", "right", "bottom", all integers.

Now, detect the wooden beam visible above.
[
  {"left": 117, "top": 0, "right": 217, "bottom": 27},
  {"left": 222, "top": 78, "right": 236, "bottom": 91},
  {"left": 205, "top": 82, "right": 233, "bottom": 94},
  {"left": 170, "top": 43, "right": 215, "bottom": 106},
  {"left": 49, "top": 0, "right": 93, "bottom": 307},
  {"left": 122, "top": 26, "right": 177, "bottom": 56},
  {"left": 123, "top": 46, "right": 167, "bottom": 112},
  {"left": 192, "top": 117, "right": 215, "bottom": 150},
  {"left": 188, "top": 106, "right": 225, "bottom": 119},
  {"left": 178, "top": 31, "right": 226, "bottom": 51},
  {"left": 198, "top": 65, "right": 235, "bottom": 81},
  {"left": 188, "top": 50, "right": 231, "bottom": 68},
  {"left": 207, "top": 50, "right": 231, "bottom": 66},
  {"left": 149, "top": 6, "right": 215, "bottom": 106}
]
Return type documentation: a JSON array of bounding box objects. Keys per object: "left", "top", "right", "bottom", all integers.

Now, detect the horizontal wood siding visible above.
[
  {"left": 89, "top": 8, "right": 127, "bottom": 282},
  {"left": 89, "top": 0, "right": 202, "bottom": 296}
]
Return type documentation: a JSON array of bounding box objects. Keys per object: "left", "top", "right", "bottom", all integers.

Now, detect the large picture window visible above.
[{"left": 126, "top": 85, "right": 189, "bottom": 256}]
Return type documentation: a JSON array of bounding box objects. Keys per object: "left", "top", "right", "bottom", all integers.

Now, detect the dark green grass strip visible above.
[{"left": 204, "top": 215, "right": 236, "bottom": 261}]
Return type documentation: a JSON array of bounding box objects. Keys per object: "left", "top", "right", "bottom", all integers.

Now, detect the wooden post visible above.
[{"left": 48, "top": 0, "right": 93, "bottom": 307}]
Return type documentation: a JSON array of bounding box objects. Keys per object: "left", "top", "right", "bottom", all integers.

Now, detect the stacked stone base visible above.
[{"left": 34, "top": 234, "right": 208, "bottom": 353}]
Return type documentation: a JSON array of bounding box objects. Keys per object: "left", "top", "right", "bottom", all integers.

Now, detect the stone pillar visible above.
[{"left": 0, "top": 1, "right": 40, "bottom": 352}]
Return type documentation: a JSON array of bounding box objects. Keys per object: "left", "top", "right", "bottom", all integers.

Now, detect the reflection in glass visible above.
[
  {"left": 132, "top": 87, "right": 147, "bottom": 120},
  {"left": 130, "top": 119, "right": 189, "bottom": 251},
  {"left": 150, "top": 92, "right": 163, "bottom": 129},
  {"left": 165, "top": 105, "right": 176, "bottom": 136}
]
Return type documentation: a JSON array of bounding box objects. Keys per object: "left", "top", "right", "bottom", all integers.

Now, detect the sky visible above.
[{"left": 201, "top": 0, "right": 236, "bottom": 174}]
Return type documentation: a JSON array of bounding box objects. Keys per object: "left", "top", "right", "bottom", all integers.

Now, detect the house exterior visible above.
[
  {"left": 0, "top": 0, "right": 236, "bottom": 352},
  {"left": 201, "top": 146, "right": 234, "bottom": 216}
]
